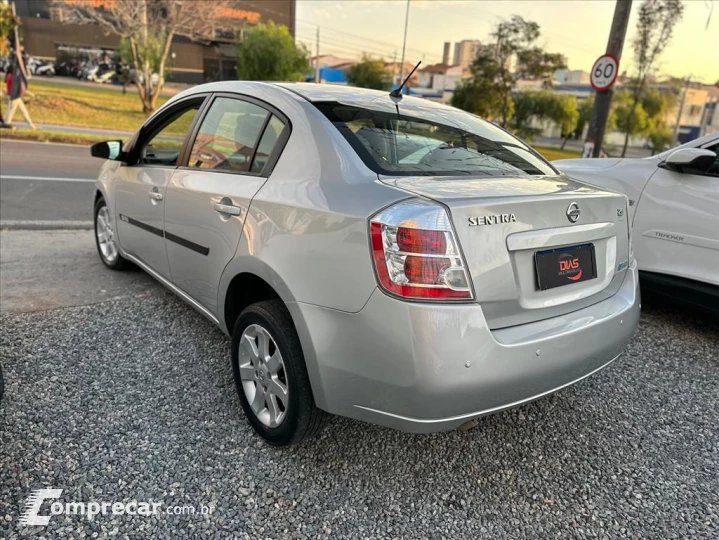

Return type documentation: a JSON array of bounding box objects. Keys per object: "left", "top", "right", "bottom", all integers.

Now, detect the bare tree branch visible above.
[{"left": 50, "top": 0, "right": 236, "bottom": 113}]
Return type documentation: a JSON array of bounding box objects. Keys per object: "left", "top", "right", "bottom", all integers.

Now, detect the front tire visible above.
[
  {"left": 94, "top": 197, "right": 131, "bottom": 270},
  {"left": 231, "top": 300, "right": 327, "bottom": 446}
]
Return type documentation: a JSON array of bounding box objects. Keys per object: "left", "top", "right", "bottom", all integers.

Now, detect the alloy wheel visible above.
[
  {"left": 238, "top": 324, "right": 289, "bottom": 428},
  {"left": 96, "top": 205, "right": 118, "bottom": 263}
]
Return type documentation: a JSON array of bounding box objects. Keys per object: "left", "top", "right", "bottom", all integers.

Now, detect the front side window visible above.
[
  {"left": 314, "top": 101, "right": 558, "bottom": 177},
  {"left": 702, "top": 143, "right": 719, "bottom": 177},
  {"left": 139, "top": 103, "right": 201, "bottom": 166},
  {"left": 188, "top": 97, "right": 269, "bottom": 173}
]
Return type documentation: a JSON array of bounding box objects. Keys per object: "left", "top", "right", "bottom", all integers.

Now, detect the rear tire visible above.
[
  {"left": 94, "top": 197, "right": 131, "bottom": 270},
  {"left": 231, "top": 300, "right": 327, "bottom": 446}
]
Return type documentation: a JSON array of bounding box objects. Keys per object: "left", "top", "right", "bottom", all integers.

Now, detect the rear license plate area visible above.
[{"left": 535, "top": 243, "right": 597, "bottom": 291}]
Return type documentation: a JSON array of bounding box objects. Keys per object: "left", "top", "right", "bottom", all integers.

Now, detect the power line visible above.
[
  {"left": 297, "top": 20, "right": 441, "bottom": 60},
  {"left": 295, "top": 31, "right": 421, "bottom": 61}
]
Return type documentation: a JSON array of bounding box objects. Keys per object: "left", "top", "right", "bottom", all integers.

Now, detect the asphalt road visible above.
[
  {"left": 0, "top": 229, "right": 717, "bottom": 538},
  {"left": 0, "top": 140, "right": 100, "bottom": 223}
]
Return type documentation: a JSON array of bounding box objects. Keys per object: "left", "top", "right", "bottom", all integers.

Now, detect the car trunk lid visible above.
[{"left": 379, "top": 174, "right": 631, "bottom": 329}]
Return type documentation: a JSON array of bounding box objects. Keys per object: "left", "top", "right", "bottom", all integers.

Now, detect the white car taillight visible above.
[{"left": 369, "top": 199, "right": 474, "bottom": 301}]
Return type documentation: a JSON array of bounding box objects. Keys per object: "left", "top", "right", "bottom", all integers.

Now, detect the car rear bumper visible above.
[{"left": 289, "top": 262, "right": 640, "bottom": 433}]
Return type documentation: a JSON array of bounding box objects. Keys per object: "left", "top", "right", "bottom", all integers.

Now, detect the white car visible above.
[{"left": 554, "top": 133, "right": 719, "bottom": 310}]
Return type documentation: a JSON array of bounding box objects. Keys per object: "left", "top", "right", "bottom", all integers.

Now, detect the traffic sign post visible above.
[
  {"left": 586, "top": 0, "right": 632, "bottom": 158},
  {"left": 590, "top": 54, "right": 619, "bottom": 92}
]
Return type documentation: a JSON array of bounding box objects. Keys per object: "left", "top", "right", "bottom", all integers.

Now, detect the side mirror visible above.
[
  {"left": 661, "top": 147, "right": 716, "bottom": 174},
  {"left": 90, "top": 140, "right": 125, "bottom": 161}
]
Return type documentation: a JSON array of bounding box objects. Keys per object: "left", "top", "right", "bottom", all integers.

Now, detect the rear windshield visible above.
[{"left": 314, "top": 100, "right": 558, "bottom": 177}]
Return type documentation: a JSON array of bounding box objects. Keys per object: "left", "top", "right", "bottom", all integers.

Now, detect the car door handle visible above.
[
  {"left": 213, "top": 202, "right": 241, "bottom": 216},
  {"left": 148, "top": 191, "right": 163, "bottom": 201}
]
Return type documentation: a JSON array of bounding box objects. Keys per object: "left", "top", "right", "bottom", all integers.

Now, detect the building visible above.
[
  {"left": 442, "top": 42, "right": 451, "bottom": 65},
  {"left": 447, "top": 40, "right": 481, "bottom": 69},
  {"left": 416, "top": 63, "right": 466, "bottom": 103},
  {"left": 311, "top": 55, "right": 355, "bottom": 70},
  {"left": 554, "top": 69, "right": 591, "bottom": 86},
  {"left": 14, "top": 0, "right": 296, "bottom": 84}
]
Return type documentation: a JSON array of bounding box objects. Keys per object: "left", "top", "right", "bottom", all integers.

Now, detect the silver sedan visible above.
[{"left": 90, "top": 82, "right": 640, "bottom": 445}]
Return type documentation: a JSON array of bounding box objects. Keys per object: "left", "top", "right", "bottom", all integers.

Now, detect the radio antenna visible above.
[{"left": 390, "top": 60, "right": 421, "bottom": 101}]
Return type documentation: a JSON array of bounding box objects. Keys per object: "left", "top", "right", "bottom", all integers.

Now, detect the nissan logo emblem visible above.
[{"left": 566, "top": 202, "right": 580, "bottom": 223}]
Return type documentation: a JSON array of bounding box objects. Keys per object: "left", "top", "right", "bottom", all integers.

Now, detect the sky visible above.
[{"left": 295, "top": 0, "right": 719, "bottom": 84}]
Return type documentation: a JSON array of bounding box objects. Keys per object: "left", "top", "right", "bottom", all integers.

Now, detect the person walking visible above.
[{"left": 5, "top": 53, "right": 38, "bottom": 130}]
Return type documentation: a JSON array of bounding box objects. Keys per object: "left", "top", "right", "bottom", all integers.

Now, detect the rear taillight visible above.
[{"left": 369, "top": 199, "right": 473, "bottom": 301}]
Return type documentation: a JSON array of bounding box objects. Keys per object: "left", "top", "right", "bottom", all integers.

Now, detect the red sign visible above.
[{"left": 590, "top": 54, "right": 619, "bottom": 92}]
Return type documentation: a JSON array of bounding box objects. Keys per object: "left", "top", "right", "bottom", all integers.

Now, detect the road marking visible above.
[
  {"left": 0, "top": 139, "right": 94, "bottom": 148},
  {"left": 0, "top": 220, "right": 93, "bottom": 230},
  {"left": 0, "top": 175, "right": 96, "bottom": 183}
]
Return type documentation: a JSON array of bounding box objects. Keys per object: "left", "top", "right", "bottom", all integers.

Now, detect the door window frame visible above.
[
  {"left": 177, "top": 92, "right": 292, "bottom": 178},
  {"left": 125, "top": 93, "right": 212, "bottom": 168}
]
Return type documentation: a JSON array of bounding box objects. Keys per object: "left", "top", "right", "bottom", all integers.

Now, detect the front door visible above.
[
  {"left": 633, "top": 141, "right": 719, "bottom": 285},
  {"left": 163, "top": 94, "right": 290, "bottom": 315},
  {"left": 114, "top": 98, "right": 205, "bottom": 277}
]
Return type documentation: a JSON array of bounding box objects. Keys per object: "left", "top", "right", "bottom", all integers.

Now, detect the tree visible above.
[
  {"left": 347, "top": 55, "right": 392, "bottom": 91},
  {"left": 614, "top": 89, "right": 651, "bottom": 144},
  {"left": 563, "top": 96, "right": 615, "bottom": 149},
  {"left": 614, "top": 87, "right": 677, "bottom": 153},
  {"left": 515, "top": 48, "right": 567, "bottom": 87},
  {"left": 492, "top": 16, "right": 539, "bottom": 126},
  {"left": 0, "top": 3, "right": 17, "bottom": 57},
  {"left": 548, "top": 94, "right": 580, "bottom": 142},
  {"left": 452, "top": 17, "right": 564, "bottom": 127},
  {"left": 236, "top": 22, "right": 309, "bottom": 82},
  {"left": 52, "top": 0, "right": 236, "bottom": 113},
  {"left": 509, "top": 91, "right": 578, "bottom": 142},
  {"left": 620, "top": 0, "right": 684, "bottom": 156},
  {"left": 451, "top": 50, "right": 508, "bottom": 120}
]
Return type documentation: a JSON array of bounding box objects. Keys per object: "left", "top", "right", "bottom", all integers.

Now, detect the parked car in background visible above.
[
  {"left": 89, "top": 82, "right": 640, "bottom": 445},
  {"left": 555, "top": 133, "right": 719, "bottom": 311}
]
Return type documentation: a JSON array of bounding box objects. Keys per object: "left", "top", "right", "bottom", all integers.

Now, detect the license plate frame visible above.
[{"left": 535, "top": 243, "right": 597, "bottom": 291}]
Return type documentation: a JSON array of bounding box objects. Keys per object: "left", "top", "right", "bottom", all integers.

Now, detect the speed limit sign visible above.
[{"left": 590, "top": 54, "right": 619, "bottom": 91}]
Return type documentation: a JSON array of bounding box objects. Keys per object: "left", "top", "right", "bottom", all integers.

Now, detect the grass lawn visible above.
[
  {"left": 533, "top": 146, "right": 581, "bottom": 161},
  {"left": 0, "top": 78, "right": 584, "bottom": 163},
  {"left": 4, "top": 79, "right": 172, "bottom": 133}
]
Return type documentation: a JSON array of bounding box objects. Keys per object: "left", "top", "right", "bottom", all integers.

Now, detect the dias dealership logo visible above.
[
  {"left": 20, "top": 488, "right": 212, "bottom": 526},
  {"left": 558, "top": 253, "right": 583, "bottom": 281}
]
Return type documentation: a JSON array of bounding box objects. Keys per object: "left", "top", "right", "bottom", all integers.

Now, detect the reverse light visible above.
[{"left": 369, "top": 199, "right": 474, "bottom": 301}]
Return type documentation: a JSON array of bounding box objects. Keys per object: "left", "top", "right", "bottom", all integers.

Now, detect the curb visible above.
[{"left": 0, "top": 220, "right": 94, "bottom": 231}]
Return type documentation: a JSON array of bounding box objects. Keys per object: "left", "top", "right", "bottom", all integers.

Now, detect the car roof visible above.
[
  {"left": 273, "top": 82, "right": 393, "bottom": 102},
  {"left": 272, "top": 82, "right": 449, "bottom": 109}
]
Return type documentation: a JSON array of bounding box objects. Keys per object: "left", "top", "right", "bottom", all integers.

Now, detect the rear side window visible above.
[
  {"left": 314, "top": 101, "right": 557, "bottom": 177},
  {"left": 188, "top": 97, "right": 269, "bottom": 173},
  {"left": 250, "top": 115, "right": 286, "bottom": 173}
]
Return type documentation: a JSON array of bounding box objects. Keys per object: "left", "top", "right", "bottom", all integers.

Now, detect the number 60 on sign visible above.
[{"left": 590, "top": 53, "right": 619, "bottom": 92}]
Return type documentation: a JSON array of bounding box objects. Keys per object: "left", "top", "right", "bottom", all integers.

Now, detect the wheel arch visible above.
[
  {"left": 218, "top": 256, "right": 298, "bottom": 336},
  {"left": 218, "top": 257, "right": 328, "bottom": 409}
]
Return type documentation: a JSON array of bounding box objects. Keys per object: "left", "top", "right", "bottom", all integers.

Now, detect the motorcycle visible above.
[
  {"left": 27, "top": 57, "right": 55, "bottom": 77},
  {"left": 87, "top": 62, "right": 116, "bottom": 83}
]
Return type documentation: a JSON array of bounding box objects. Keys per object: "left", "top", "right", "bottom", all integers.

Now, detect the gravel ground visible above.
[{"left": 1, "top": 290, "right": 717, "bottom": 539}]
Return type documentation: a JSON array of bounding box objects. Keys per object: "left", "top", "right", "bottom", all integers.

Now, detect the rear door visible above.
[
  {"left": 163, "top": 93, "right": 290, "bottom": 315},
  {"left": 114, "top": 96, "right": 206, "bottom": 277}
]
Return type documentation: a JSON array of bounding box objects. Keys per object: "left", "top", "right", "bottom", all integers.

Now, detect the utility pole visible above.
[
  {"left": 392, "top": 51, "right": 398, "bottom": 85},
  {"left": 314, "top": 26, "right": 320, "bottom": 84},
  {"left": 587, "top": 0, "right": 632, "bottom": 157},
  {"left": 398, "top": 0, "right": 410, "bottom": 87},
  {"left": 671, "top": 76, "right": 690, "bottom": 145}
]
